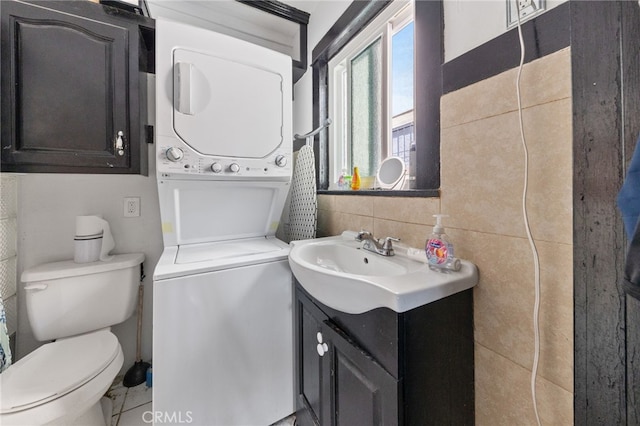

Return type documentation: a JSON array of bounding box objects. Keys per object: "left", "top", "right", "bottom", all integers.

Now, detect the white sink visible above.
[{"left": 289, "top": 234, "right": 478, "bottom": 314}]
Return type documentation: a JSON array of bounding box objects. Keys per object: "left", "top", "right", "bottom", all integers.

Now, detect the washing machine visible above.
[{"left": 152, "top": 19, "right": 294, "bottom": 426}]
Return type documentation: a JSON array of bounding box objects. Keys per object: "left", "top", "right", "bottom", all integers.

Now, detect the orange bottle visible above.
[{"left": 351, "top": 166, "right": 361, "bottom": 190}]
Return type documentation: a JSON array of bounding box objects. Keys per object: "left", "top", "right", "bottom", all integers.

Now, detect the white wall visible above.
[
  {"left": 443, "top": 0, "right": 567, "bottom": 62},
  {"left": 14, "top": 147, "right": 162, "bottom": 373}
]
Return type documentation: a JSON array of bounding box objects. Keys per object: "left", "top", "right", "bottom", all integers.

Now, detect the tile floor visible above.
[
  {"left": 107, "top": 378, "right": 152, "bottom": 426},
  {"left": 106, "top": 377, "right": 296, "bottom": 426}
]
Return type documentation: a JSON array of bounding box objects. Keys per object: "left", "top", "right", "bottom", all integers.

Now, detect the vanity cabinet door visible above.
[
  {"left": 323, "top": 322, "right": 399, "bottom": 426},
  {"left": 297, "top": 292, "right": 332, "bottom": 426},
  {"left": 0, "top": 0, "right": 148, "bottom": 174},
  {"left": 295, "top": 281, "right": 474, "bottom": 426},
  {"left": 296, "top": 288, "right": 399, "bottom": 426}
]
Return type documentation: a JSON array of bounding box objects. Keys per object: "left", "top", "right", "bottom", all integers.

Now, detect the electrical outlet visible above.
[
  {"left": 518, "top": 0, "right": 533, "bottom": 11},
  {"left": 507, "top": 0, "right": 545, "bottom": 28},
  {"left": 124, "top": 197, "right": 140, "bottom": 217}
]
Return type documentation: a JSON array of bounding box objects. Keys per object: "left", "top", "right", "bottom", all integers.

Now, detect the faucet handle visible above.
[
  {"left": 382, "top": 236, "right": 400, "bottom": 250},
  {"left": 356, "top": 230, "right": 372, "bottom": 241}
]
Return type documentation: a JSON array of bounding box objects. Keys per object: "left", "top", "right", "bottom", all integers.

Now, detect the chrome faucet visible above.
[{"left": 355, "top": 230, "right": 399, "bottom": 256}]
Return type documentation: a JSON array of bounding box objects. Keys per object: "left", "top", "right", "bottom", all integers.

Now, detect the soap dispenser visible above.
[{"left": 426, "top": 214, "right": 460, "bottom": 271}]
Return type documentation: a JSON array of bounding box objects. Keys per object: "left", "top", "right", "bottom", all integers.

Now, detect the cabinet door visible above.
[
  {"left": 1, "top": 0, "right": 133, "bottom": 172},
  {"left": 324, "top": 321, "right": 399, "bottom": 426},
  {"left": 297, "top": 293, "right": 332, "bottom": 426}
]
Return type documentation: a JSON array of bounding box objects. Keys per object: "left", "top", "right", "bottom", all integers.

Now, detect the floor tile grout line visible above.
[
  {"left": 122, "top": 400, "right": 152, "bottom": 413},
  {"left": 110, "top": 385, "right": 128, "bottom": 426},
  {"left": 120, "top": 385, "right": 152, "bottom": 414},
  {"left": 114, "top": 388, "right": 128, "bottom": 425}
]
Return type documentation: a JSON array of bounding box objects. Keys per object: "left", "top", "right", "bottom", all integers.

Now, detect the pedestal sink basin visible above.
[{"left": 289, "top": 233, "right": 478, "bottom": 314}]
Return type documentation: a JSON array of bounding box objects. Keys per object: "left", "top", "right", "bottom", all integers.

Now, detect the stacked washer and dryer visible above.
[{"left": 153, "top": 19, "right": 295, "bottom": 426}]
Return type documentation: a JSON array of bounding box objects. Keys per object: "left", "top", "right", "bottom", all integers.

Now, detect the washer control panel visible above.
[{"left": 157, "top": 138, "right": 291, "bottom": 179}]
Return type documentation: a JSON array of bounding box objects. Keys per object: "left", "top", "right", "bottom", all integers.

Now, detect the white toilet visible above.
[{"left": 0, "top": 253, "right": 144, "bottom": 426}]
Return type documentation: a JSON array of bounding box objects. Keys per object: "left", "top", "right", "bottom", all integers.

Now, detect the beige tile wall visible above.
[{"left": 316, "top": 47, "right": 573, "bottom": 424}]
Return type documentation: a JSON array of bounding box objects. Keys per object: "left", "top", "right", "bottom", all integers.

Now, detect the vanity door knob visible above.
[
  {"left": 317, "top": 342, "right": 329, "bottom": 357},
  {"left": 316, "top": 332, "right": 328, "bottom": 356}
]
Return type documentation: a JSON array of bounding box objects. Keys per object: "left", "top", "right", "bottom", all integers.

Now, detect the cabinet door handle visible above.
[{"left": 115, "top": 131, "right": 125, "bottom": 156}]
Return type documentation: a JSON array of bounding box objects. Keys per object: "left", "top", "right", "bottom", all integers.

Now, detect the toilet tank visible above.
[{"left": 22, "top": 253, "right": 145, "bottom": 341}]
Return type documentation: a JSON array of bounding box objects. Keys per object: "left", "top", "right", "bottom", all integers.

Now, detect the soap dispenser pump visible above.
[{"left": 426, "top": 214, "right": 460, "bottom": 271}]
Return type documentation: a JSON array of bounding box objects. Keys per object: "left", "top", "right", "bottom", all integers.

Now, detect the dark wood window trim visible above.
[
  {"left": 310, "top": 1, "right": 571, "bottom": 198},
  {"left": 312, "top": 0, "right": 443, "bottom": 196},
  {"left": 237, "top": 0, "right": 309, "bottom": 83}
]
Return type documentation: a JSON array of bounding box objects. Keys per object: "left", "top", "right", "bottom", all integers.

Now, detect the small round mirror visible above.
[{"left": 377, "top": 157, "right": 405, "bottom": 189}]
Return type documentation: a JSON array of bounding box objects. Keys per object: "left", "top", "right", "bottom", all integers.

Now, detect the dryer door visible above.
[{"left": 172, "top": 48, "right": 284, "bottom": 158}]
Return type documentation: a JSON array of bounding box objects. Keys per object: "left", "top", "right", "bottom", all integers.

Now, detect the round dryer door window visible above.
[{"left": 172, "top": 48, "right": 284, "bottom": 158}]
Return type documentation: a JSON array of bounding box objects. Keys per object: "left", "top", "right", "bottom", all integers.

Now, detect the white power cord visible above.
[{"left": 515, "top": 12, "right": 542, "bottom": 426}]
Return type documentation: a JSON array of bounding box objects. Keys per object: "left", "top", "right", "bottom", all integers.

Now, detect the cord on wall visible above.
[{"left": 515, "top": 12, "right": 543, "bottom": 426}]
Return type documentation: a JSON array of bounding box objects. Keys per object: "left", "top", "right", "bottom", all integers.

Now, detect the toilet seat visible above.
[{"left": 1, "top": 329, "right": 119, "bottom": 414}]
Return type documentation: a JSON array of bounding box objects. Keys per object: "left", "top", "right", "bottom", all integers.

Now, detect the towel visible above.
[
  {"left": 0, "top": 295, "right": 12, "bottom": 372},
  {"left": 288, "top": 145, "right": 317, "bottom": 242},
  {"left": 617, "top": 134, "right": 640, "bottom": 239}
]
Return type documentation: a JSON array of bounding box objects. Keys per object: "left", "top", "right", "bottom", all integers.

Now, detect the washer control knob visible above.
[
  {"left": 229, "top": 163, "right": 240, "bottom": 173},
  {"left": 210, "top": 162, "right": 223, "bottom": 173},
  {"left": 165, "top": 147, "right": 184, "bottom": 162},
  {"left": 275, "top": 155, "right": 287, "bottom": 167}
]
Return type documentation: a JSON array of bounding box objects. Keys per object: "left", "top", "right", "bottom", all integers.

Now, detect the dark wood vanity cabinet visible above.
[
  {"left": 0, "top": 0, "right": 154, "bottom": 174},
  {"left": 295, "top": 281, "right": 475, "bottom": 426},
  {"left": 297, "top": 288, "right": 398, "bottom": 426}
]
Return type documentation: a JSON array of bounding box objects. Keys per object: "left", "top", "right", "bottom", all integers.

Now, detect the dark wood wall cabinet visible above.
[
  {"left": 295, "top": 281, "right": 474, "bottom": 426},
  {"left": 1, "top": 0, "right": 154, "bottom": 174}
]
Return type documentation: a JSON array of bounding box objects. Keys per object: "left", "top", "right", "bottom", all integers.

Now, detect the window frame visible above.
[
  {"left": 312, "top": 0, "right": 442, "bottom": 197},
  {"left": 328, "top": 1, "right": 413, "bottom": 189}
]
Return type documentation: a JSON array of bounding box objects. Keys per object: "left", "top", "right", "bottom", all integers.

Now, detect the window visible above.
[
  {"left": 312, "top": 0, "right": 442, "bottom": 195},
  {"left": 328, "top": 1, "right": 414, "bottom": 189}
]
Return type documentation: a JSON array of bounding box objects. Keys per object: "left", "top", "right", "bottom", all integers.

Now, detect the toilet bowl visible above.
[
  {"left": 0, "top": 329, "right": 123, "bottom": 425},
  {"left": 0, "top": 253, "right": 144, "bottom": 426}
]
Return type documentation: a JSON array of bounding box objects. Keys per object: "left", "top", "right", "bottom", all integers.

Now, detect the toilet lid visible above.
[{"left": 0, "top": 329, "right": 120, "bottom": 413}]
